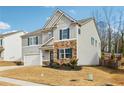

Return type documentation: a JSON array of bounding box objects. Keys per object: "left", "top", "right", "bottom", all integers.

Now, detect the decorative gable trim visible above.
[{"left": 43, "top": 9, "right": 76, "bottom": 29}]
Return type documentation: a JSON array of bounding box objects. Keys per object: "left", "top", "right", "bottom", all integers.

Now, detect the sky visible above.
[{"left": 0, "top": 6, "right": 124, "bottom": 33}]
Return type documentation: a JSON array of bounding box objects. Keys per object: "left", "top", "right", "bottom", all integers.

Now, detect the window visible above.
[
  {"left": 0, "top": 39, "right": 3, "bottom": 46},
  {"left": 59, "top": 48, "right": 72, "bottom": 59},
  {"left": 28, "top": 36, "right": 38, "bottom": 46},
  {"left": 48, "top": 32, "right": 53, "bottom": 38},
  {"left": 78, "top": 28, "right": 81, "bottom": 34},
  {"left": 59, "top": 49, "right": 64, "bottom": 59},
  {"left": 65, "top": 48, "right": 72, "bottom": 58},
  {"left": 95, "top": 40, "right": 97, "bottom": 47},
  {"left": 60, "top": 28, "right": 70, "bottom": 40},
  {"left": 91, "top": 37, "right": 94, "bottom": 46}
]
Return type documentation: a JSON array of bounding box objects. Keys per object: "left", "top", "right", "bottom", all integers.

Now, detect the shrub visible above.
[
  {"left": 14, "top": 61, "right": 24, "bottom": 65},
  {"left": 101, "top": 52, "right": 105, "bottom": 60},
  {"left": 69, "top": 58, "right": 78, "bottom": 69},
  {"left": 51, "top": 62, "right": 60, "bottom": 68},
  {"left": 111, "top": 50, "right": 115, "bottom": 60}
]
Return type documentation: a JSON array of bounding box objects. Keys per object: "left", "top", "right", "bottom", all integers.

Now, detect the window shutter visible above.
[
  {"left": 70, "top": 48, "right": 72, "bottom": 58},
  {"left": 28, "top": 38, "right": 29, "bottom": 46},
  {"left": 57, "top": 49, "right": 59, "bottom": 59},
  {"left": 67, "top": 28, "right": 70, "bottom": 39},
  {"left": 60, "top": 30, "right": 62, "bottom": 40},
  {"left": 1, "top": 40, "right": 2, "bottom": 46},
  {"left": 36, "top": 36, "right": 38, "bottom": 45}
]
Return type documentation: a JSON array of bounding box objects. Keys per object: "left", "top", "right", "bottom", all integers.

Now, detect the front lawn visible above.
[
  {"left": 0, "top": 66, "right": 120, "bottom": 86},
  {"left": 0, "top": 61, "right": 17, "bottom": 66},
  {"left": 0, "top": 81, "right": 16, "bottom": 86}
]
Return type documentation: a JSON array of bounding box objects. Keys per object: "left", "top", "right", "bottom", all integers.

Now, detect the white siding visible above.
[
  {"left": 77, "top": 20, "right": 101, "bottom": 65},
  {"left": 3, "top": 32, "right": 25, "bottom": 61}
]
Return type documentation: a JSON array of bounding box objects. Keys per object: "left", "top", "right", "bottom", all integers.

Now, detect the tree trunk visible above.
[
  {"left": 122, "top": 33, "right": 124, "bottom": 56},
  {"left": 108, "top": 28, "right": 111, "bottom": 53}
]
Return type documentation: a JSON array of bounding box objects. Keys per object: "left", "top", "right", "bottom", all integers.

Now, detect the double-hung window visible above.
[
  {"left": 28, "top": 36, "right": 38, "bottom": 46},
  {"left": 59, "top": 49, "right": 64, "bottom": 59},
  {"left": 60, "top": 28, "right": 70, "bottom": 40},
  {"left": 59, "top": 48, "right": 72, "bottom": 59},
  {"left": 48, "top": 32, "right": 53, "bottom": 38}
]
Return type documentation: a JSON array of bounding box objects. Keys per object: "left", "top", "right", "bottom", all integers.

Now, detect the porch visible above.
[{"left": 41, "top": 45, "right": 54, "bottom": 66}]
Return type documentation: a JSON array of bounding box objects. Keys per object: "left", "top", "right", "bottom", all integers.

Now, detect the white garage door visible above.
[{"left": 24, "top": 55, "right": 40, "bottom": 66}]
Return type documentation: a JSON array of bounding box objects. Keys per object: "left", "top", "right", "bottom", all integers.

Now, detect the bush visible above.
[
  {"left": 14, "top": 61, "right": 24, "bottom": 65},
  {"left": 101, "top": 52, "right": 105, "bottom": 60},
  {"left": 51, "top": 62, "right": 60, "bottom": 68},
  {"left": 111, "top": 50, "right": 115, "bottom": 60},
  {"left": 51, "top": 58, "right": 79, "bottom": 70},
  {"left": 69, "top": 58, "right": 78, "bottom": 69}
]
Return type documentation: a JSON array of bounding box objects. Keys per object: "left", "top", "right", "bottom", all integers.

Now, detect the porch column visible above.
[{"left": 40, "top": 49, "right": 43, "bottom": 66}]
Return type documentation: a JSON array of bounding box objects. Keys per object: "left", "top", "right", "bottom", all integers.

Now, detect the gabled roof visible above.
[
  {"left": 22, "top": 9, "right": 100, "bottom": 40},
  {"left": 0, "top": 31, "right": 25, "bottom": 38},
  {"left": 21, "top": 27, "right": 56, "bottom": 38},
  {"left": 41, "top": 37, "right": 54, "bottom": 47},
  {"left": 43, "top": 9, "right": 76, "bottom": 29},
  {"left": 77, "top": 18, "right": 93, "bottom": 25}
]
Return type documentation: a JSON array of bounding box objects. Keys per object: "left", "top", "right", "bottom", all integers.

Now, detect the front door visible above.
[{"left": 50, "top": 51, "right": 54, "bottom": 65}]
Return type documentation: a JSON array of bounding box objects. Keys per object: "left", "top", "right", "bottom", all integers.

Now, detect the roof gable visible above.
[{"left": 43, "top": 9, "right": 76, "bottom": 29}]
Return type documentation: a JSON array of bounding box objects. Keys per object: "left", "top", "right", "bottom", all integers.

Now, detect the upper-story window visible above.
[
  {"left": 91, "top": 37, "right": 94, "bottom": 46},
  {"left": 0, "top": 39, "right": 3, "bottom": 46},
  {"left": 95, "top": 40, "right": 97, "bottom": 47},
  {"left": 48, "top": 31, "right": 53, "bottom": 38},
  {"left": 78, "top": 28, "right": 81, "bottom": 35},
  {"left": 28, "top": 36, "right": 38, "bottom": 46},
  {"left": 60, "top": 28, "right": 70, "bottom": 40}
]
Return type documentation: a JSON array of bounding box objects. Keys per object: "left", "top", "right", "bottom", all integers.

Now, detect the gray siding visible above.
[
  {"left": 23, "top": 46, "right": 40, "bottom": 56},
  {"left": 22, "top": 34, "right": 42, "bottom": 56},
  {"left": 22, "top": 35, "right": 42, "bottom": 46},
  {"left": 53, "top": 15, "right": 77, "bottom": 41}
]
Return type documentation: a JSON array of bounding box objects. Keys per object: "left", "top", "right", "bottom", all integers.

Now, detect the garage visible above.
[{"left": 24, "top": 55, "right": 41, "bottom": 66}]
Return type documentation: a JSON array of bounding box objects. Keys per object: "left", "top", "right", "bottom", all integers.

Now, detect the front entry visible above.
[{"left": 50, "top": 51, "right": 54, "bottom": 65}]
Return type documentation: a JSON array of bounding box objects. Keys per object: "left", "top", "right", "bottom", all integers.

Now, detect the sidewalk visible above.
[{"left": 0, "top": 77, "right": 48, "bottom": 86}]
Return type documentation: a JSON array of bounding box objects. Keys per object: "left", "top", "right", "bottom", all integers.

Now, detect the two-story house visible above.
[
  {"left": 0, "top": 31, "right": 26, "bottom": 61},
  {"left": 22, "top": 9, "right": 101, "bottom": 66}
]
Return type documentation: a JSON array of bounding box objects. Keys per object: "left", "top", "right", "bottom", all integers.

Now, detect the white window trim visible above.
[
  {"left": 59, "top": 48, "right": 72, "bottom": 59},
  {"left": 28, "top": 36, "right": 38, "bottom": 46},
  {"left": 91, "top": 37, "right": 94, "bottom": 46},
  {"left": 0, "top": 39, "right": 3, "bottom": 46},
  {"left": 60, "top": 28, "right": 70, "bottom": 40},
  {"left": 54, "top": 38, "right": 76, "bottom": 42}
]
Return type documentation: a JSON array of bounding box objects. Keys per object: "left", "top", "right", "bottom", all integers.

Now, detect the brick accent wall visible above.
[{"left": 54, "top": 40, "right": 77, "bottom": 63}]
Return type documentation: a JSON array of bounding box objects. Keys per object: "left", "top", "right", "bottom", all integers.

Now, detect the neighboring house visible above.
[
  {"left": 0, "top": 31, "right": 26, "bottom": 61},
  {"left": 22, "top": 9, "right": 101, "bottom": 66}
]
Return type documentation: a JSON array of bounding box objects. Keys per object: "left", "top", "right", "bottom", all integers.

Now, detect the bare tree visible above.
[
  {"left": 103, "top": 7, "right": 113, "bottom": 53},
  {"left": 92, "top": 9, "right": 108, "bottom": 52}
]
